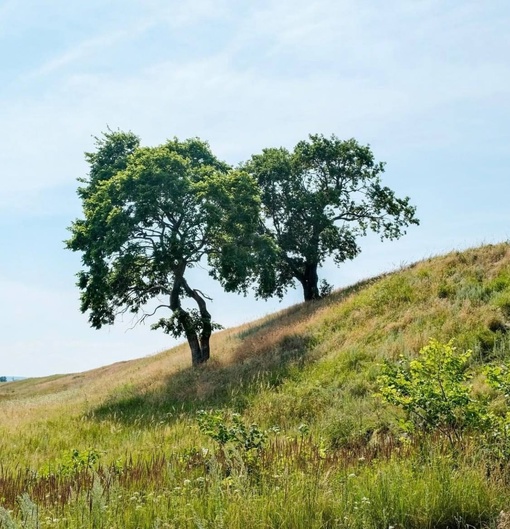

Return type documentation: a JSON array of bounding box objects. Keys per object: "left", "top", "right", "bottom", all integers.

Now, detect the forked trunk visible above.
[
  {"left": 170, "top": 267, "right": 211, "bottom": 367},
  {"left": 173, "top": 307, "right": 209, "bottom": 367},
  {"left": 182, "top": 277, "right": 212, "bottom": 365}
]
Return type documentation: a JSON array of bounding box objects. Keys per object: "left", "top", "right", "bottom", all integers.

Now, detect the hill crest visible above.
[{"left": 2, "top": 242, "right": 509, "bottom": 419}]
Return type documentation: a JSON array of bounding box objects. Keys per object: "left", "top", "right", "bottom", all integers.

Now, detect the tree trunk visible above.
[
  {"left": 300, "top": 262, "right": 320, "bottom": 301},
  {"left": 182, "top": 278, "right": 211, "bottom": 364},
  {"left": 170, "top": 266, "right": 209, "bottom": 367},
  {"left": 184, "top": 327, "right": 206, "bottom": 367},
  {"left": 178, "top": 308, "right": 209, "bottom": 367}
]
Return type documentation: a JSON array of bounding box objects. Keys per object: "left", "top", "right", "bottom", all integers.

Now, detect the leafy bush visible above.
[
  {"left": 482, "top": 365, "right": 510, "bottom": 462},
  {"left": 486, "top": 364, "right": 510, "bottom": 400},
  {"left": 196, "top": 410, "right": 277, "bottom": 476},
  {"left": 41, "top": 448, "right": 102, "bottom": 477},
  {"left": 378, "top": 338, "right": 510, "bottom": 470},
  {"left": 378, "top": 339, "right": 484, "bottom": 445},
  {"left": 197, "top": 410, "right": 269, "bottom": 452}
]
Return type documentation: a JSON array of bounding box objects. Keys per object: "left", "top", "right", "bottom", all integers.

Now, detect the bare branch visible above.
[{"left": 127, "top": 303, "right": 171, "bottom": 330}]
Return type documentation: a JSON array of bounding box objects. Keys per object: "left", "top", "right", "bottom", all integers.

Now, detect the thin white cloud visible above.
[
  {"left": 22, "top": 0, "right": 235, "bottom": 81},
  {"left": 25, "top": 28, "right": 140, "bottom": 79},
  {"left": 1, "top": 35, "right": 508, "bottom": 213}
]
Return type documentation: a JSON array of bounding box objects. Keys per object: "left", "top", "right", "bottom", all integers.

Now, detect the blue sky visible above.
[{"left": 1, "top": 0, "right": 509, "bottom": 377}]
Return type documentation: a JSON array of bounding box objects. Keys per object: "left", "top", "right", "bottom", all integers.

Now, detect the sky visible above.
[{"left": 1, "top": 0, "right": 509, "bottom": 377}]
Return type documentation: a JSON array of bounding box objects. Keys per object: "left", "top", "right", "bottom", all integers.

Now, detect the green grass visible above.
[{"left": 2, "top": 242, "right": 510, "bottom": 528}]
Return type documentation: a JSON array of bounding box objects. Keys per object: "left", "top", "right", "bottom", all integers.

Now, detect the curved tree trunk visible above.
[
  {"left": 182, "top": 278, "right": 212, "bottom": 364},
  {"left": 170, "top": 265, "right": 210, "bottom": 367}
]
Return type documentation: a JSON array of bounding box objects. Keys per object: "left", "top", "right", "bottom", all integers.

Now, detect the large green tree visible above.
[
  {"left": 244, "top": 134, "right": 419, "bottom": 301},
  {"left": 66, "top": 131, "right": 261, "bottom": 366}
]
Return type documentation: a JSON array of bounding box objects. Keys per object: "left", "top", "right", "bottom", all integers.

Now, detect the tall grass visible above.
[
  {"left": 0, "top": 436, "right": 507, "bottom": 528},
  {"left": 1, "top": 242, "right": 510, "bottom": 527}
]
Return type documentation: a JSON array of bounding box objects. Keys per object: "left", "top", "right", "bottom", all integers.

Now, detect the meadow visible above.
[{"left": 2, "top": 243, "right": 510, "bottom": 528}]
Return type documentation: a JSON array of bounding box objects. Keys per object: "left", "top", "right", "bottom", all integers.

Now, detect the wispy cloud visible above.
[
  {"left": 23, "top": 0, "right": 235, "bottom": 80},
  {"left": 26, "top": 30, "right": 134, "bottom": 79},
  {"left": 1, "top": 0, "right": 509, "bottom": 208},
  {"left": 24, "top": 21, "right": 154, "bottom": 80}
]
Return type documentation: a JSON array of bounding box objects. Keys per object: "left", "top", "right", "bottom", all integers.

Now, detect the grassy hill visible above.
[{"left": 2, "top": 243, "right": 510, "bottom": 528}]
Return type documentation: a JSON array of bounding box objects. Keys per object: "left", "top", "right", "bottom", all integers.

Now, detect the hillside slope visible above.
[
  {"left": 2, "top": 242, "right": 510, "bottom": 437},
  {"left": 2, "top": 242, "right": 510, "bottom": 528}
]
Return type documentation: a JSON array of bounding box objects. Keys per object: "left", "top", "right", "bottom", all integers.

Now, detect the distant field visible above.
[{"left": 2, "top": 243, "right": 510, "bottom": 528}]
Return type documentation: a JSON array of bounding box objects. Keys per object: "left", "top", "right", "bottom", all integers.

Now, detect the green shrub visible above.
[
  {"left": 196, "top": 410, "right": 269, "bottom": 453},
  {"left": 378, "top": 339, "right": 484, "bottom": 445},
  {"left": 41, "top": 448, "right": 102, "bottom": 477}
]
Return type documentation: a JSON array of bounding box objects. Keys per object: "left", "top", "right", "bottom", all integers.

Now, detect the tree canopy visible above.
[
  {"left": 67, "top": 130, "right": 419, "bottom": 366},
  {"left": 66, "top": 131, "right": 261, "bottom": 366},
  {"left": 244, "top": 134, "right": 419, "bottom": 301}
]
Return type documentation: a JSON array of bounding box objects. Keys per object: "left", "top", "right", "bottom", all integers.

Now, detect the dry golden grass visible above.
[{"left": 1, "top": 242, "right": 509, "bottom": 439}]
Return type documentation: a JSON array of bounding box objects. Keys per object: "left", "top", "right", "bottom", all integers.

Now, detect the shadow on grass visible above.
[
  {"left": 89, "top": 276, "right": 381, "bottom": 427},
  {"left": 90, "top": 332, "right": 315, "bottom": 426}
]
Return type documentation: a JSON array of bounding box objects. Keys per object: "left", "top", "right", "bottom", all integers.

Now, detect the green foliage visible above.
[
  {"left": 244, "top": 134, "right": 419, "bottom": 301},
  {"left": 196, "top": 409, "right": 269, "bottom": 452},
  {"left": 378, "top": 340, "right": 482, "bottom": 442},
  {"left": 379, "top": 337, "right": 510, "bottom": 463},
  {"left": 151, "top": 309, "right": 224, "bottom": 339},
  {"left": 486, "top": 364, "right": 510, "bottom": 400},
  {"left": 196, "top": 410, "right": 274, "bottom": 476},
  {"left": 66, "top": 131, "right": 262, "bottom": 365},
  {"left": 41, "top": 448, "right": 102, "bottom": 478},
  {"left": 482, "top": 365, "right": 510, "bottom": 461},
  {"left": 319, "top": 279, "right": 333, "bottom": 297}
]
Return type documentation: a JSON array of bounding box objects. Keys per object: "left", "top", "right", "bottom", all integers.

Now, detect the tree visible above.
[
  {"left": 244, "top": 134, "right": 419, "bottom": 301},
  {"left": 0, "top": 376, "right": 7, "bottom": 383},
  {"left": 66, "top": 131, "right": 261, "bottom": 366}
]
